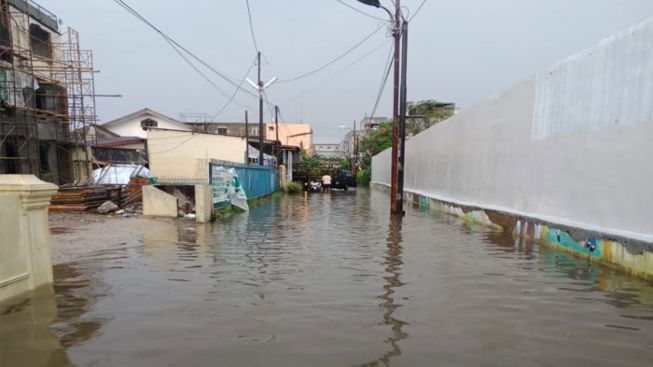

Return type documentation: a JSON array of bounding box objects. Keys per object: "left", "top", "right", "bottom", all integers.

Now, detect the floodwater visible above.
[{"left": 2, "top": 190, "right": 653, "bottom": 366}]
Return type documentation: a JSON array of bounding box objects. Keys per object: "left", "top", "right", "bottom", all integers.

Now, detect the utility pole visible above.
[
  {"left": 245, "top": 110, "right": 249, "bottom": 165},
  {"left": 257, "top": 51, "right": 264, "bottom": 166},
  {"left": 389, "top": 0, "right": 401, "bottom": 215},
  {"left": 353, "top": 120, "right": 358, "bottom": 175},
  {"left": 356, "top": 0, "right": 408, "bottom": 216},
  {"left": 397, "top": 19, "right": 408, "bottom": 215},
  {"left": 246, "top": 52, "right": 277, "bottom": 167},
  {"left": 274, "top": 105, "right": 279, "bottom": 166}
]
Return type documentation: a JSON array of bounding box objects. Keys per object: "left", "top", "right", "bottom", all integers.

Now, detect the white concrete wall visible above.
[
  {"left": 372, "top": 17, "right": 653, "bottom": 242},
  {"left": 142, "top": 185, "right": 177, "bottom": 218},
  {"left": 147, "top": 129, "right": 247, "bottom": 183}
]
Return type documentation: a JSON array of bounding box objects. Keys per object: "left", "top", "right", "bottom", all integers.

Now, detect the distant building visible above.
[
  {"left": 313, "top": 143, "right": 344, "bottom": 159},
  {"left": 360, "top": 116, "right": 389, "bottom": 134},
  {"left": 186, "top": 122, "right": 263, "bottom": 140},
  {"left": 341, "top": 129, "right": 362, "bottom": 163},
  {"left": 266, "top": 122, "right": 313, "bottom": 153}
]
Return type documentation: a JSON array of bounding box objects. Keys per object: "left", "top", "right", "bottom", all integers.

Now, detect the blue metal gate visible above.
[{"left": 209, "top": 160, "right": 279, "bottom": 202}]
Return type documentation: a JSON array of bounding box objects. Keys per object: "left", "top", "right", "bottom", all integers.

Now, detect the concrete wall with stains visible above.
[{"left": 372, "top": 17, "right": 653, "bottom": 277}]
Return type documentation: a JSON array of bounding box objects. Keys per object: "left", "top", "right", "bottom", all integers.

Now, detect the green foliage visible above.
[
  {"left": 294, "top": 155, "right": 324, "bottom": 182},
  {"left": 359, "top": 121, "right": 392, "bottom": 167},
  {"left": 355, "top": 100, "right": 455, "bottom": 183},
  {"left": 356, "top": 168, "right": 371, "bottom": 187},
  {"left": 338, "top": 159, "right": 350, "bottom": 169},
  {"left": 407, "top": 100, "right": 455, "bottom": 135},
  {"left": 285, "top": 181, "right": 303, "bottom": 193}
]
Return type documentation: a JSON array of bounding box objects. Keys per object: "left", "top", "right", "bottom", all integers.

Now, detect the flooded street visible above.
[{"left": 3, "top": 189, "right": 653, "bottom": 366}]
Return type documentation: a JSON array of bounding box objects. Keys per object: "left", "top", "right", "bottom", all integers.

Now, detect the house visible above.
[
  {"left": 101, "top": 108, "right": 191, "bottom": 139},
  {"left": 91, "top": 125, "right": 145, "bottom": 164},
  {"left": 0, "top": 0, "right": 97, "bottom": 184}
]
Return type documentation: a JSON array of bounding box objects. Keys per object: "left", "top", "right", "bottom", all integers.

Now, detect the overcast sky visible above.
[{"left": 38, "top": 0, "right": 653, "bottom": 142}]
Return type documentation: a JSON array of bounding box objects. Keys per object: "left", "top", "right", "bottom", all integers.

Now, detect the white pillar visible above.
[{"left": 0, "top": 175, "right": 58, "bottom": 305}]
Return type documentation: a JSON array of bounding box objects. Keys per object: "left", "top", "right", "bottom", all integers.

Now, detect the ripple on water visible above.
[{"left": 1, "top": 191, "right": 653, "bottom": 367}]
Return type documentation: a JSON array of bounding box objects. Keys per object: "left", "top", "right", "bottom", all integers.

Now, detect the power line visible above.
[
  {"left": 279, "top": 38, "right": 392, "bottom": 105},
  {"left": 211, "top": 54, "right": 258, "bottom": 121},
  {"left": 244, "top": 0, "right": 260, "bottom": 52},
  {"left": 335, "top": 0, "right": 386, "bottom": 21},
  {"left": 410, "top": 0, "right": 428, "bottom": 21},
  {"left": 336, "top": 38, "right": 393, "bottom": 76},
  {"left": 161, "top": 37, "right": 231, "bottom": 99},
  {"left": 370, "top": 41, "right": 395, "bottom": 118},
  {"left": 113, "top": 0, "right": 258, "bottom": 100},
  {"left": 278, "top": 24, "right": 385, "bottom": 83}
]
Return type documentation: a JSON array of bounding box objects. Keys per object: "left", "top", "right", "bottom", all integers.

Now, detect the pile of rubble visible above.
[{"left": 49, "top": 164, "right": 152, "bottom": 214}]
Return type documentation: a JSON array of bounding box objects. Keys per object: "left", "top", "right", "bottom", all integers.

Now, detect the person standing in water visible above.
[{"left": 321, "top": 173, "right": 332, "bottom": 192}]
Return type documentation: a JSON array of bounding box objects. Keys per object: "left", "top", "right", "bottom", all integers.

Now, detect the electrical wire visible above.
[
  {"left": 161, "top": 37, "right": 231, "bottom": 100},
  {"left": 113, "top": 0, "right": 258, "bottom": 100},
  {"left": 278, "top": 24, "right": 385, "bottom": 83},
  {"left": 279, "top": 38, "right": 392, "bottom": 105},
  {"left": 369, "top": 41, "right": 395, "bottom": 118},
  {"left": 335, "top": 38, "right": 393, "bottom": 77},
  {"left": 211, "top": 54, "right": 258, "bottom": 121},
  {"left": 409, "top": 0, "right": 427, "bottom": 21},
  {"left": 335, "top": 0, "right": 387, "bottom": 21},
  {"left": 147, "top": 134, "right": 198, "bottom": 155},
  {"left": 244, "top": 0, "right": 260, "bottom": 52}
]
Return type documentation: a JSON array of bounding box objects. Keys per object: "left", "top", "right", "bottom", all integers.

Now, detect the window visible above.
[
  {"left": 0, "top": 5, "right": 11, "bottom": 62},
  {"left": 35, "top": 84, "right": 67, "bottom": 115},
  {"left": 141, "top": 118, "right": 158, "bottom": 128},
  {"left": 39, "top": 143, "right": 50, "bottom": 173},
  {"left": 22, "top": 87, "right": 35, "bottom": 108},
  {"left": 250, "top": 127, "right": 259, "bottom": 136},
  {"left": 29, "top": 24, "right": 52, "bottom": 60},
  {"left": 217, "top": 127, "right": 228, "bottom": 135}
]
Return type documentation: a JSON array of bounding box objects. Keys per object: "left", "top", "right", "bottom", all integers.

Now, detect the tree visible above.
[
  {"left": 338, "top": 159, "right": 350, "bottom": 169},
  {"left": 359, "top": 121, "right": 392, "bottom": 167},
  {"left": 356, "top": 121, "right": 392, "bottom": 186},
  {"left": 407, "top": 100, "right": 455, "bottom": 136}
]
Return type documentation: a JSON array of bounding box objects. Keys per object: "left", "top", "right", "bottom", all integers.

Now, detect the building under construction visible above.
[{"left": 0, "top": 0, "right": 96, "bottom": 184}]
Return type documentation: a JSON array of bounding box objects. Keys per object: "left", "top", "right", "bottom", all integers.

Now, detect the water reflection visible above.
[
  {"left": 0, "top": 262, "right": 107, "bottom": 367},
  {"left": 2, "top": 191, "right": 653, "bottom": 366},
  {"left": 359, "top": 216, "right": 408, "bottom": 366},
  {"left": 485, "top": 231, "right": 653, "bottom": 316}
]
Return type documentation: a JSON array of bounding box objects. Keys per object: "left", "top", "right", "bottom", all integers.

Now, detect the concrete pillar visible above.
[
  {"left": 279, "top": 164, "right": 287, "bottom": 188},
  {"left": 194, "top": 184, "right": 212, "bottom": 223},
  {"left": 288, "top": 152, "right": 293, "bottom": 183},
  {"left": 0, "top": 175, "right": 58, "bottom": 305}
]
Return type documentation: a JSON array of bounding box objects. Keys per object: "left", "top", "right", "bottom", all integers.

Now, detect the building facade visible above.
[
  {"left": 313, "top": 143, "right": 344, "bottom": 159},
  {"left": 0, "top": 0, "right": 97, "bottom": 184}
]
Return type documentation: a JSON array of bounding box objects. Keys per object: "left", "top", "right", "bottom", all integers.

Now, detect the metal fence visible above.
[{"left": 209, "top": 160, "right": 279, "bottom": 201}]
